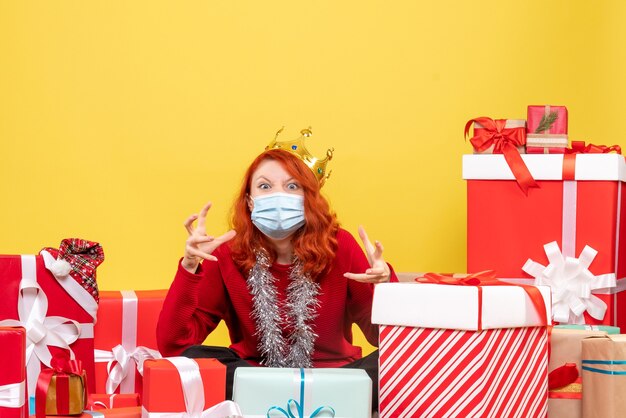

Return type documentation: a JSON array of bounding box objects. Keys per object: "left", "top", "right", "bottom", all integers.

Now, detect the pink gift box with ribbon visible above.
[
  {"left": 0, "top": 249, "right": 100, "bottom": 398},
  {"left": 464, "top": 151, "right": 626, "bottom": 329},
  {"left": 93, "top": 290, "right": 165, "bottom": 397}
]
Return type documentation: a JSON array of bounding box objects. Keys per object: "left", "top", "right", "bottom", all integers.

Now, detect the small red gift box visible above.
[
  {"left": 93, "top": 290, "right": 165, "bottom": 396},
  {"left": 527, "top": 146, "right": 568, "bottom": 154},
  {"left": 464, "top": 152, "right": 626, "bottom": 329},
  {"left": 372, "top": 275, "right": 551, "bottom": 418},
  {"left": 142, "top": 357, "right": 226, "bottom": 417},
  {"left": 528, "top": 105, "right": 568, "bottom": 135},
  {"left": 0, "top": 251, "right": 100, "bottom": 398},
  {"left": 468, "top": 119, "right": 527, "bottom": 154},
  {"left": 87, "top": 393, "right": 140, "bottom": 410},
  {"left": 465, "top": 117, "right": 537, "bottom": 194},
  {"left": 0, "top": 327, "right": 28, "bottom": 418}
]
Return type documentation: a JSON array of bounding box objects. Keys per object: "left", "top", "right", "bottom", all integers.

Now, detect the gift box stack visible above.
[
  {"left": 0, "top": 239, "right": 375, "bottom": 418},
  {"left": 0, "top": 240, "right": 242, "bottom": 418},
  {"left": 463, "top": 106, "right": 626, "bottom": 417}
]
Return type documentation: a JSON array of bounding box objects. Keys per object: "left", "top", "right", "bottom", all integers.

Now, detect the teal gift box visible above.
[
  {"left": 232, "top": 368, "right": 371, "bottom": 418},
  {"left": 555, "top": 324, "right": 620, "bottom": 334}
]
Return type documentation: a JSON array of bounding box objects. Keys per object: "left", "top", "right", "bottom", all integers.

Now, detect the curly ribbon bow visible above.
[
  {"left": 522, "top": 242, "right": 616, "bottom": 324},
  {"left": 566, "top": 141, "right": 622, "bottom": 155},
  {"left": 0, "top": 255, "right": 87, "bottom": 398},
  {"left": 267, "top": 369, "right": 335, "bottom": 418},
  {"left": 94, "top": 290, "right": 162, "bottom": 394},
  {"left": 465, "top": 117, "right": 538, "bottom": 194},
  {"left": 0, "top": 381, "right": 25, "bottom": 408},
  {"left": 35, "top": 354, "right": 86, "bottom": 418},
  {"left": 417, "top": 270, "right": 548, "bottom": 330},
  {"left": 143, "top": 357, "right": 243, "bottom": 418}
]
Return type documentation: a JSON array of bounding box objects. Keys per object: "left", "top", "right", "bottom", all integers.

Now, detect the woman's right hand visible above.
[{"left": 182, "top": 202, "right": 237, "bottom": 273}]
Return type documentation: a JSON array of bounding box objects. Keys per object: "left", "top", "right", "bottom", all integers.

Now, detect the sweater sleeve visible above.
[
  {"left": 341, "top": 230, "right": 398, "bottom": 348},
  {"left": 156, "top": 255, "right": 228, "bottom": 356}
]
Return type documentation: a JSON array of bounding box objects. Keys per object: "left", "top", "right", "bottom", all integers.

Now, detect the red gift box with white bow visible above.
[
  {"left": 93, "top": 290, "right": 165, "bottom": 397},
  {"left": 0, "top": 244, "right": 101, "bottom": 398},
  {"left": 464, "top": 152, "right": 626, "bottom": 329}
]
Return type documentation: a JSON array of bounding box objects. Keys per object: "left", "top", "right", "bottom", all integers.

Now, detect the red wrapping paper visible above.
[
  {"left": 0, "top": 255, "right": 97, "bottom": 395},
  {"left": 0, "top": 327, "right": 28, "bottom": 418},
  {"left": 464, "top": 154, "right": 626, "bottom": 329},
  {"left": 527, "top": 105, "right": 568, "bottom": 135},
  {"left": 93, "top": 290, "right": 166, "bottom": 395},
  {"left": 526, "top": 146, "right": 567, "bottom": 154},
  {"left": 87, "top": 394, "right": 140, "bottom": 410},
  {"left": 142, "top": 358, "right": 226, "bottom": 416}
]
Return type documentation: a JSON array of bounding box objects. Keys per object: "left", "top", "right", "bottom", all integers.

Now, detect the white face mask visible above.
[{"left": 250, "top": 193, "right": 305, "bottom": 240}]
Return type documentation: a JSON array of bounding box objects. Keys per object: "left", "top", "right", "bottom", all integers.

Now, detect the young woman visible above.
[{"left": 157, "top": 131, "right": 396, "bottom": 404}]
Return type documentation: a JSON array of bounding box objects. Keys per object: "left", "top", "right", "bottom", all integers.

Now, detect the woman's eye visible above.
[
  {"left": 259, "top": 183, "right": 270, "bottom": 190},
  {"left": 287, "top": 183, "right": 299, "bottom": 190}
]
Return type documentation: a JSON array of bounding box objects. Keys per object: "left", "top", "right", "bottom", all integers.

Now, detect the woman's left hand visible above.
[{"left": 344, "top": 226, "right": 391, "bottom": 283}]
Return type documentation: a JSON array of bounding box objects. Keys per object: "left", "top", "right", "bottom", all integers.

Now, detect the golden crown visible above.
[{"left": 266, "top": 127, "right": 334, "bottom": 186}]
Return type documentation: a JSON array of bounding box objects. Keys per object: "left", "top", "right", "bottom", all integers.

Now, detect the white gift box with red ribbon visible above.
[
  {"left": 372, "top": 281, "right": 551, "bottom": 418},
  {"left": 464, "top": 153, "right": 626, "bottom": 329}
]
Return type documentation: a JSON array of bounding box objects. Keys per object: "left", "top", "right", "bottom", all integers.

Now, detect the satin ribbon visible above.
[
  {"left": 40, "top": 251, "right": 98, "bottom": 322},
  {"left": 143, "top": 357, "right": 243, "bottom": 418},
  {"left": 266, "top": 369, "right": 335, "bottom": 418},
  {"left": 0, "top": 381, "right": 25, "bottom": 408},
  {"left": 566, "top": 141, "right": 622, "bottom": 155},
  {"left": 523, "top": 242, "right": 616, "bottom": 324},
  {"left": 465, "top": 117, "right": 538, "bottom": 194},
  {"left": 95, "top": 345, "right": 161, "bottom": 394},
  {"left": 35, "top": 355, "right": 86, "bottom": 418},
  {"left": 581, "top": 359, "right": 626, "bottom": 375},
  {"left": 0, "top": 255, "right": 89, "bottom": 397},
  {"left": 417, "top": 270, "right": 548, "bottom": 330},
  {"left": 94, "top": 290, "right": 162, "bottom": 394}
]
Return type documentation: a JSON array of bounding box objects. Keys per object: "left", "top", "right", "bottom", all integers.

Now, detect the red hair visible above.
[{"left": 229, "top": 149, "right": 339, "bottom": 279}]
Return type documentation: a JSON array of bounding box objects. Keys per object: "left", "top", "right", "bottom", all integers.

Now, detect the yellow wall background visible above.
[{"left": 2, "top": 1, "right": 625, "bottom": 352}]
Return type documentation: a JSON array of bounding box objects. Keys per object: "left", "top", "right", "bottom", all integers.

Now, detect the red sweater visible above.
[{"left": 157, "top": 228, "right": 396, "bottom": 367}]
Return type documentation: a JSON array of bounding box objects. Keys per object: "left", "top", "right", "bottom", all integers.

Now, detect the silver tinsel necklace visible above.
[{"left": 247, "top": 250, "right": 321, "bottom": 368}]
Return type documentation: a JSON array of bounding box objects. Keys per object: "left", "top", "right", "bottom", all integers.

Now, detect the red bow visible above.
[
  {"left": 36, "top": 354, "right": 86, "bottom": 418},
  {"left": 417, "top": 270, "right": 548, "bottom": 330},
  {"left": 566, "top": 141, "right": 622, "bottom": 155},
  {"left": 465, "top": 117, "right": 538, "bottom": 194}
]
